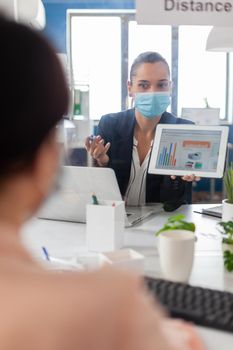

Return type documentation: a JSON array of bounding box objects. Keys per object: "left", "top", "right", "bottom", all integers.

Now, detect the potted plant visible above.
[
  {"left": 155, "top": 214, "right": 196, "bottom": 236},
  {"left": 217, "top": 220, "right": 233, "bottom": 271},
  {"left": 155, "top": 214, "right": 196, "bottom": 282},
  {"left": 222, "top": 163, "right": 233, "bottom": 222}
]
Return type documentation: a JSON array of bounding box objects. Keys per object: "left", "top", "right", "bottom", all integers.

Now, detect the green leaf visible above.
[
  {"left": 155, "top": 214, "right": 195, "bottom": 236},
  {"left": 223, "top": 250, "right": 233, "bottom": 272},
  {"left": 223, "top": 238, "right": 233, "bottom": 245},
  {"left": 217, "top": 220, "right": 233, "bottom": 240},
  {"left": 224, "top": 162, "right": 233, "bottom": 204},
  {"left": 180, "top": 222, "right": 196, "bottom": 232},
  {"left": 167, "top": 214, "right": 185, "bottom": 223}
]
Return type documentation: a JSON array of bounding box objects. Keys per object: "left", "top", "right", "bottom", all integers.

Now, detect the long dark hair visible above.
[{"left": 0, "top": 15, "right": 69, "bottom": 179}]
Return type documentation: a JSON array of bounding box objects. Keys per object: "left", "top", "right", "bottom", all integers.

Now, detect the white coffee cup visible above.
[{"left": 158, "top": 230, "right": 195, "bottom": 283}]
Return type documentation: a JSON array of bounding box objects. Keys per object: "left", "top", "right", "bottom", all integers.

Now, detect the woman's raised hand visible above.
[{"left": 85, "top": 135, "right": 110, "bottom": 166}]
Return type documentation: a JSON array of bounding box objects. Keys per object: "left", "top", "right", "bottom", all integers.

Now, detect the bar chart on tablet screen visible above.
[{"left": 156, "top": 129, "right": 221, "bottom": 172}]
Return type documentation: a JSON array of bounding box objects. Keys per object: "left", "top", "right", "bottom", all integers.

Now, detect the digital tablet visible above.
[{"left": 148, "top": 125, "right": 229, "bottom": 178}]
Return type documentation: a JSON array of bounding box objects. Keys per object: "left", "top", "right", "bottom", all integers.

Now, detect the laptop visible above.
[{"left": 38, "top": 166, "right": 163, "bottom": 227}]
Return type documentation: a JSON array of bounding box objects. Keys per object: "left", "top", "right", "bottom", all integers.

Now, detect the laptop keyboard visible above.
[
  {"left": 144, "top": 276, "right": 233, "bottom": 333},
  {"left": 125, "top": 205, "right": 163, "bottom": 227}
]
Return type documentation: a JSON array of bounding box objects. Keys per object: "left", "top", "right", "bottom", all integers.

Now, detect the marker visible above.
[
  {"left": 42, "top": 246, "right": 50, "bottom": 261},
  {"left": 92, "top": 194, "right": 99, "bottom": 205},
  {"left": 88, "top": 135, "right": 94, "bottom": 144}
]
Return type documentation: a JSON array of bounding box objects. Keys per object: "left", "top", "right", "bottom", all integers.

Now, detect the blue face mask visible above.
[{"left": 134, "top": 92, "right": 170, "bottom": 119}]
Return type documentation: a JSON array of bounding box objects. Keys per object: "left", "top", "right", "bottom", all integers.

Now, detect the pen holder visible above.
[{"left": 86, "top": 200, "right": 125, "bottom": 252}]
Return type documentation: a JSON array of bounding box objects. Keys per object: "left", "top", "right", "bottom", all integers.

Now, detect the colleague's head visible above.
[
  {"left": 129, "top": 51, "right": 170, "bottom": 86},
  {"left": 0, "top": 15, "right": 69, "bottom": 220},
  {"left": 128, "top": 52, "right": 171, "bottom": 119}
]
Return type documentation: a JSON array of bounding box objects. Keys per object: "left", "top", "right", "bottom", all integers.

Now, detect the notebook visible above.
[
  {"left": 194, "top": 205, "right": 222, "bottom": 218},
  {"left": 202, "top": 205, "right": 222, "bottom": 218},
  {"left": 38, "top": 166, "right": 163, "bottom": 227}
]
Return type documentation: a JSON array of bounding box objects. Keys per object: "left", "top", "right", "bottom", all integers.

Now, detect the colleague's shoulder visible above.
[
  {"left": 0, "top": 264, "right": 144, "bottom": 349},
  {"left": 176, "top": 117, "right": 194, "bottom": 125},
  {"left": 162, "top": 111, "right": 194, "bottom": 125},
  {"left": 100, "top": 108, "right": 134, "bottom": 125},
  {"left": 44, "top": 267, "right": 143, "bottom": 325}
]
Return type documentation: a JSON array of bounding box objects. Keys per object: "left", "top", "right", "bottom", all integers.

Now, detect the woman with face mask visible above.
[{"left": 85, "top": 52, "right": 200, "bottom": 207}]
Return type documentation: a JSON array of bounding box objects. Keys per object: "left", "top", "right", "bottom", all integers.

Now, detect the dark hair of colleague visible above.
[
  {"left": 0, "top": 15, "right": 68, "bottom": 181},
  {"left": 129, "top": 51, "right": 170, "bottom": 83}
]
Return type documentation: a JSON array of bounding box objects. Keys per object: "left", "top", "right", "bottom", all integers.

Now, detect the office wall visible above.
[{"left": 42, "top": 0, "right": 134, "bottom": 52}]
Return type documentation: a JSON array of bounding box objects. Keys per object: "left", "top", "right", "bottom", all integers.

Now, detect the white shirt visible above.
[{"left": 124, "top": 137, "right": 152, "bottom": 206}]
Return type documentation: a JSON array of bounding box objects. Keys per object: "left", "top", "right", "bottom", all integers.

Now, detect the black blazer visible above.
[{"left": 98, "top": 108, "right": 193, "bottom": 204}]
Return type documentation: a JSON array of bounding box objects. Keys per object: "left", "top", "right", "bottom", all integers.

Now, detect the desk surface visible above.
[{"left": 20, "top": 204, "right": 233, "bottom": 349}]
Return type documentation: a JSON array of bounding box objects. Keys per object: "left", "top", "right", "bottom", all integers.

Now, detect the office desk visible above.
[{"left": 20, "top": 204, "right": 233, "bottom": 349}]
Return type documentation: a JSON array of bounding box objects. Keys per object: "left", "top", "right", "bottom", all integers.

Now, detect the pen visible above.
[
  {"left": 88, "top": 135, "right": 94, "bottom": 144},
  {"left": 42, "top": 246, "right": 50, "bottom": 261},
  {"left": 92, "top": 193, "right": 99, "bottom": 205}
]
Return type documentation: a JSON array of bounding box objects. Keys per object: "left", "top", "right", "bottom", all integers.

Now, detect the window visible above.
[
  {"left": 228, "top": 53, "right": 233, "bottom": 124},
  {"left": 178, "top": 26, "right": 227, "bottom": 119},
  {"left": 68, "top": 11, "right": 230, "bottom": 122},
  {"left": 68, "top": 11, "right": 172, "bottom": 119},
  {"left": 128, "top": 22, "right": 171, "bottom": 73},
  {"left": 70, "top": 14, "right": 121, "bottom": 119}
]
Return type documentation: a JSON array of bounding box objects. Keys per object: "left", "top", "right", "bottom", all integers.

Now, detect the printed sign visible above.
[{"left": 136, "top": 0, "right": 233, "bottom": 26}]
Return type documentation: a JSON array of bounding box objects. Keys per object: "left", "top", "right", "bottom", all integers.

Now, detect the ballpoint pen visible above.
[
  {"left": 42, "top": 246, "right": 50, "bottom": 261},
  {"left": 88, "top": 135, "right": 94, "bottom": 144}
]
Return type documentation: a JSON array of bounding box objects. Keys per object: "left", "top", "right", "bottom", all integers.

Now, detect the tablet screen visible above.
[
  {"left": 156, "top": 129, "right": 221, "bottom": 172},
  {"left": 148, "top": 125, "right": 229, "bottom": 178}
]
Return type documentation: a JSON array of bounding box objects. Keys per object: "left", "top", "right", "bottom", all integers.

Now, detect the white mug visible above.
[{"left": 158, "top": 230, "right": 195, "bottom": 283}]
